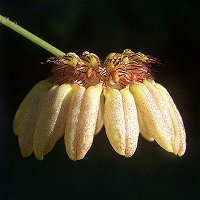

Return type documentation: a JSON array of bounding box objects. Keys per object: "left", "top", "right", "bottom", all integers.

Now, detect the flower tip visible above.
[
  {"left": 116, "top": 148, "right": 126, "bottom": 157},
  {"left": 37, "top": 156, "right": 44, "bottom": 161},
  {"left": 21, "top": 150, "right": 32, "bottom": 158},
  {"left": 178, "top": 145, "right": 186, "bottom": 157},
  {"left": 34, "top": 152, "right": 44, "bottom": 160},
  {"left": 159, "top": 142, "right": 173, "bottom": 154},
  {"left": 76, "top": 152, "right": 87, "bottom": 161},
  {"left": 178, "top": 152, "right": 185, "bottom": 157},
  {"left": 68, "top": 150, "right": 87, "bottom": 161},
  {"left": 166, "top": 145, "right": 174, "bottom": 153},
  {"left": 125, "top": 149, "right": 135, "bottom": 158}
]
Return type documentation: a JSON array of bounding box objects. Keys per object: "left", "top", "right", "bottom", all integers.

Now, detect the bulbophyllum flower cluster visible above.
[{"left": 13, "top": 49, "right": 186, "bottom": 161}]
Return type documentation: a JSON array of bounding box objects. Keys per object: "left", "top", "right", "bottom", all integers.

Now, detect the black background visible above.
[{"left": 0, "top": 0, "right": 199, "bottom": 199}]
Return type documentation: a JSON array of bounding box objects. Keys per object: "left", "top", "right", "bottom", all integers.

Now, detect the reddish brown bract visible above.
[
  {"left": 122, "top": 49, "right": 155, "bottom": 84},
  {"left": 45, "top": 49, "right": 159, "bottom": 90},
  {"left": 46, "top": 52, "right": 81, "bottom": 85}
]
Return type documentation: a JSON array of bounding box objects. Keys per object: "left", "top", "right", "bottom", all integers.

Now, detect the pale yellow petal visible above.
[
  {"left": 138, "top": 110, "right": 154, "bottom": 142},
  {"left": 120, "top": 86, "right": 139, "bottom": 157},
  {"left": 34, "top": 84, "right": 72, "bottom": 160},
  {"left": 14, "top": 80, "right": 52, "bottom": 157},
  {"left": 64, "top": 85, "right": 86, "bottom": 160},
  {"left": 75, "top": 84, "right": 103, "bottom": 160},
  {"left": 43, "top": 84, "right": 73, "bottom": 155},
  {"left": 104, "top": 88, "right": 126, "bottom": 156},
  {"left": 144, "top": 80, "right": 175, "bottom": 143},
  {"left": 130, "top": 83, "right": 173, "bottom": 153},
  {"left": 94, "top": 92, "right": 104, "bottom": 135},
  {"left": 13, "top": 80, "right": 52, "bottom": 135},
  {"left": 154, "top": 82, "right": 186, "bottom": 156}
]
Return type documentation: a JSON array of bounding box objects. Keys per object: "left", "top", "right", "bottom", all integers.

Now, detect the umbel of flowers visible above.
[{"left": 13, "top": 49, "right": 186, "bottom": 161}]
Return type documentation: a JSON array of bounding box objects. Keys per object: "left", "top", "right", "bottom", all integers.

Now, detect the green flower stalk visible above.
[{"left": 0, "top": 15, "right": 65, "bottom": 56}]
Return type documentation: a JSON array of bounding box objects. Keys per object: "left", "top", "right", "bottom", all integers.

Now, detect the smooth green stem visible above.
[{"left": 0, "top": 15, "right": 65, "bottom": 56}]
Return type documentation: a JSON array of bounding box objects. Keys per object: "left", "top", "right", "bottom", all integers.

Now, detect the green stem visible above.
[{"left": 0, "top": 15, "right": 65, "bottom": 56}]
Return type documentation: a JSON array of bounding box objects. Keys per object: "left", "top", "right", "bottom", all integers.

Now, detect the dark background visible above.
[{"left": 0, "top": 0, "right": 199, "bottom": 199}]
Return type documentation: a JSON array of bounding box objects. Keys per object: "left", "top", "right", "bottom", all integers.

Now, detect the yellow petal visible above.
[
  {"left": 75, "top": 84, "right": 103, "bottom": 160},
  {"left": 14, "top": 80, "right": 52, "bottom": 157},
  {"left": 13, "top": 80, "right": 52, "bottom": 135},
  {"left": 94, "top": 92, "right": 104, "bottom": 135},
  {"left": 154, "top": 82, "right": 186, "bottom": 156},
  {"left": 120, "top": 86, "right": 139, "bottom": 157},
  {"left": 104, "top": 87, "right": 139, "bottom": 157},
  {"left": 144, "top": 80, "right": 175, "bottom": 143},
  {"left": 64, "top": 85, "right": 86, "bottom": 160},
  {"left": 34, "top": 84, "right": 72, "bottom": 160},
  {"left": 104, "top": 88, "right": 126, "bottom": 156},
  {"left": 130, "top": 83, "right": 173, "bottom": 153},
  {"left": 43, "top": 84, "right": 73, "bottom": 155},
  {"left": 138, "top": 110, "right": 154, "bottom": 142}
]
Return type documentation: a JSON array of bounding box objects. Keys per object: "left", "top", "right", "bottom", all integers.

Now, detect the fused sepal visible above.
[{"left": 14, "top": 80, "right": 52, "bottom": 157}]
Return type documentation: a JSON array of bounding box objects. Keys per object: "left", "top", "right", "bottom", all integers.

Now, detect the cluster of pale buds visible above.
[{"left": 13, "top": 49, "right": 186, "bottom": 161}]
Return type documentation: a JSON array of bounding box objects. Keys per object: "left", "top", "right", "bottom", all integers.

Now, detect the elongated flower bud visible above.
[
  {"left": 34, "top": 84, "right": 72, "bottom": 160},
  {"left": 130, "top": 83, "right": 173, "bottom": 153},
  {"left": 154, "top": 82, "right": 186, "bottom": 156},
  {"left": 104, "top": 87, "right": 139, "bottom": 157},
  {"left": 14, "top": 80, "right": 52, "bottom": 157},
  {"left": 75, "top": 84, "right": 103, "bottom": 160}
]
